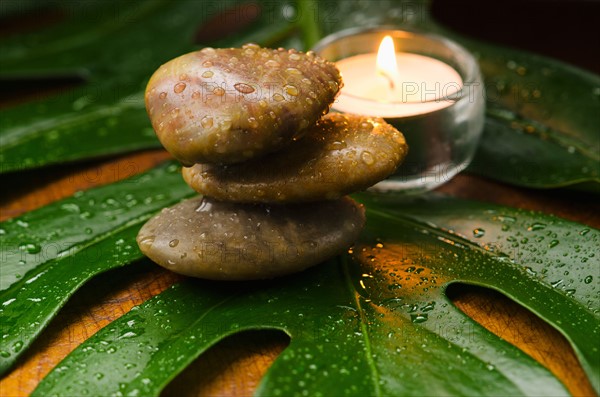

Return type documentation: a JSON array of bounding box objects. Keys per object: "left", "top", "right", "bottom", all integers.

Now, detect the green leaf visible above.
[
  {"left": 33, "top": 193, "right": 599, "bottom": 396},
  {"left": 456, "top": 38, "right": 600, "bottom": 190},
  {"left": 0, "top": 161, "right": 194, "bottom": 374},
  {"left": 0, "top": 0, "right": 295, "bottom": 173}
]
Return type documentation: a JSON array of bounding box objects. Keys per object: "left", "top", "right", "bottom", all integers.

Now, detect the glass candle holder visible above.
[{"left": 313, "top": 27, "right": 485, "bottom": 194}]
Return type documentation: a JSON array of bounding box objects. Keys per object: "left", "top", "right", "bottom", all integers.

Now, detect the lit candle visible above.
[
  {"left": 313, "top": 28, "right": 484, "bottom": 194},
  {"left": 334, "top": 35, "right": 464, "bottom": 118}
]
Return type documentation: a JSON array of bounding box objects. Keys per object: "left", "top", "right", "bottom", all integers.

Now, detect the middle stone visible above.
[{"left": 183, "top": 113, "right": 408, "bottom": 203}]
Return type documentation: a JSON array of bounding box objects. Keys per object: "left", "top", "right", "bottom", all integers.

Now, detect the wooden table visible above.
[{"left": 1, "top": 1, "right": 599, "bottom": 395}]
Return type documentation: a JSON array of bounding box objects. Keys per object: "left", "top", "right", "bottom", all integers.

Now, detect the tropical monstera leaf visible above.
[
  {"left": 0, "top": 161, "right": 194, "bottom": 374},
  {"left": 28, "top": 192, "right": 599, "bottom": 396}
]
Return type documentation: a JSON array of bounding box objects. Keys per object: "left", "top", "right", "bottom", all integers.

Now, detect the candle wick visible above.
[{"left": 378, "top": 70, "right": 396, "bottom": 90}]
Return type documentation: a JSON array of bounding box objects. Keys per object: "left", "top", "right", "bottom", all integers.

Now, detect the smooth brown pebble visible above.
[
  {"left": 136, "top": 196, "right": 365, "bottom": 280},
  {"left": 145, "top": 43, "right": 341, "bottom": 165},
  {"left": 182, "top": 113, "right": 408, "bottom": 203}
]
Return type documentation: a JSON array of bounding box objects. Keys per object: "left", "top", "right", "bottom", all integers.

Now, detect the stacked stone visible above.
[{"left": 137, "top": 44, "right": 408, "bottom": 280}]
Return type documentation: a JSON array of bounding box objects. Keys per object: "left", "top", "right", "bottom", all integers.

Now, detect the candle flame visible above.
[{"left": 376, "top": 36, "right": 399, "bottom": 90}]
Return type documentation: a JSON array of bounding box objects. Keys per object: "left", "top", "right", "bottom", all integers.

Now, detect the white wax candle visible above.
[{"left": 335, "top": 53, "right": 463, "bottom": 118}]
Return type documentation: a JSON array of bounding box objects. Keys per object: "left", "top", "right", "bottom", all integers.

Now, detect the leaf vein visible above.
[{"left": 341, "top": 257, "right": 381, "bottom": 396}]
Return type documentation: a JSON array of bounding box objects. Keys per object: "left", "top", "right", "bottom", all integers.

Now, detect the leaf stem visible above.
[{"left": 297, "top": 0, "right": 321, "bottom": 50}]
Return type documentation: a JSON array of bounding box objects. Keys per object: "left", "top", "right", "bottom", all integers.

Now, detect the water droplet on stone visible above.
[
  {"left": 234, "top": 82, "right": 255, "bottom": 94},
  {"left": 359, "top": 121, "right": 373, "bottom": 131},
  {"left": 202, "top": 71, "right": 214, "bottom": 78},
  {"left": 265, "top": 60, "right": 279, "bottom": 68},
  {"left": 200, "top": 116, "right": 213, "bottom": 128},
  {"left": 173, "top": 82, "right": 186, "bottom": 93},
  {"left": 169, "top": 239, "right": 179, "bottom": 248},
  {"left": 139, "top": 236, "right": 155, "bottom": 246},
  {"left": 220, "top": 119, "right": 232, "bottom": 131},
  {"left": 361, "top": 151, "right": 374, "bottom": 165},
  {"left": 159, "top": 92, "right": 167, "bottom": 99},
  {"left": 273, "top": 93, "right": 285, "bottom": 102},
  {"left": 285, "top": 85, "right": 299, "bottom": 96},
  {"left": 328, "top": 141, "right": 347, "bottom": 150}
]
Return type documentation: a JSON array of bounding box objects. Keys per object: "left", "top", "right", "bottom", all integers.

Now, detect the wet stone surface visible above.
[
  {"left": 182, "top": 113, "right": 408, "bottom": 203},
  {"left": 145, "top": 43, "right": 342, "bottom": 165},
  {"left": 137, "top": 196, "right": 365, "bottom": 280}
]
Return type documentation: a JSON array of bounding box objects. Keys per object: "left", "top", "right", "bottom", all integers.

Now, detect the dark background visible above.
[
  {"left": 431, "top": 0, "right": 600, "bottom": 74},
  {"left": 1, "top": 0, "right": 599, "bottom": 74}
]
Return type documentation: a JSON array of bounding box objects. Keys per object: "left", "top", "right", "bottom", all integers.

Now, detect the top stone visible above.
[{"left": 145, "top": 43, "right": 342, "bottom": 165}]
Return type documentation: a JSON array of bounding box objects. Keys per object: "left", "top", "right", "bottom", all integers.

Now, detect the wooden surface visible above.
[{"left": 0, "top": 148, "right": 597, "bottom": 397}]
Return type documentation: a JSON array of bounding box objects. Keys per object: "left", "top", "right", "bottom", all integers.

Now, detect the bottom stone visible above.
[{"left": 137, "top": 196, "right": 365, "bottom": 280}]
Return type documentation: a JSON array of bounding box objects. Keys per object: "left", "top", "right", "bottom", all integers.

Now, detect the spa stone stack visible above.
[{"left": 137, "top": 44, "right": 408, "bottom": 280}]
